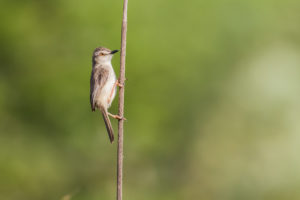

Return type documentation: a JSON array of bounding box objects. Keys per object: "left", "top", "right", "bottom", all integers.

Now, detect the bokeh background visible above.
[{"left": 1, "top": 0, "right": 300, "bottom": 199}]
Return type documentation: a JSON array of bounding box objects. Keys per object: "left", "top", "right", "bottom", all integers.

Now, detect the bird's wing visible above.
[{"left": 90, "top": 67, "right": 109, "bottom": 111}]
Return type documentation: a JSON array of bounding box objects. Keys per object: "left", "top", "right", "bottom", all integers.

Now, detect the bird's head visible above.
[{"left": 93, "top": 47, "right": 119, "bottom": 65}]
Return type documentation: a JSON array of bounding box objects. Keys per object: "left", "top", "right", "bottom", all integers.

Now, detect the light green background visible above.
[{"left": 1, "top": 0, "right": 300, "bottom": 199}]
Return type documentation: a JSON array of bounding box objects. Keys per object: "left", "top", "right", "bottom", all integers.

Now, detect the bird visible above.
[{"left": 90, "top": 46, "right": 123, "bottom": 143}]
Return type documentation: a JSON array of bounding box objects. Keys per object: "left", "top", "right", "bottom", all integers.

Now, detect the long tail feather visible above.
[{"left": 100, "top": 107, "right": 114, "bottom": 143}]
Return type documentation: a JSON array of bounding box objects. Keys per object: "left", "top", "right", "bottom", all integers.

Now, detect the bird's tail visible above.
[{"left": 100, "top": 106, "right": 114, "bottom": 143}]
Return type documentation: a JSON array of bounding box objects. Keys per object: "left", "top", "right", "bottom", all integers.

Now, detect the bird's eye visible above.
[{"left": 99, "top": 53, "right": 104, "bottom": 56}]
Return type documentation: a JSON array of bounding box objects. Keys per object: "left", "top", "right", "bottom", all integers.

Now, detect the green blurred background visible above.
[{"left": 1, "top": 0, "right": 300, "bottom": 199}]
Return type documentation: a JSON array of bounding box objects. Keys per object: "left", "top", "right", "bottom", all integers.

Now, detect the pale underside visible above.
[{"left": 90, "top": 64, "right": 117, "bottom": 110}]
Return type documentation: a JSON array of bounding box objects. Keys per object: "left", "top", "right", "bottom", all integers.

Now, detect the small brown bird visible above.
[{"left": 90, "top": 47, "right": 123, "bottom": 143}]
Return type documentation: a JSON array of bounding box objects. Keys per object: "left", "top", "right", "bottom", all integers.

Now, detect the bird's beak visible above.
[{"left": 110, "top": 50, "right": 119, "bottom": 54}]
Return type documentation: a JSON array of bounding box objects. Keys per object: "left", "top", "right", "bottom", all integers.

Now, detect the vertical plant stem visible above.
[{"left": 117, "top": 0, "right": 128, "bottom": 199}]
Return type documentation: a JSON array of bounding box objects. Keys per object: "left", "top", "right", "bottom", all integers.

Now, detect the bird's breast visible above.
[{"left": 97, "top": 68, "right": 117, "bottom": 108}]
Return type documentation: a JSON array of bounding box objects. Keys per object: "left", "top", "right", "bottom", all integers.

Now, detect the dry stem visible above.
[{"left": 117, "top": 0, "right": 128, "bottom": 199}]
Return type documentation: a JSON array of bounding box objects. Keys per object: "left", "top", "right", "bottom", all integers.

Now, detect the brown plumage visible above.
[
  {"left": 90, "top": 47, "right": 118, "bottom": 143},
  {"left": 90, "top": 67, "right": 109, "bottom": 111}
]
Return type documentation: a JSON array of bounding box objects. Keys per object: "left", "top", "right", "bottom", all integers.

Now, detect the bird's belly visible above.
[{"left": 97, "top": 75, "right": 116, "bottom": 108}]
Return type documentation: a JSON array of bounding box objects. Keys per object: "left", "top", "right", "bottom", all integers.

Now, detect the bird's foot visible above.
[
  {"left": 116, "top": 80, "right": 124, "bottom": 88},
  {"left": 108, "top": 112, "right": 127, "bottom": 120}
]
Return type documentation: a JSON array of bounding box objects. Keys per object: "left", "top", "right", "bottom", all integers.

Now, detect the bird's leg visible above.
[
  {"left": 107, "top": 79, "right": 126, "bottom": 119},
  {"left": 108, "top": 112, "right": 126, "bottom": 120},
  {"left": 107, "top": 80, "right": 124, "bottom": 104},
  {"left": 116, "top": 79, "right": 124, "bottom": 88}
]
